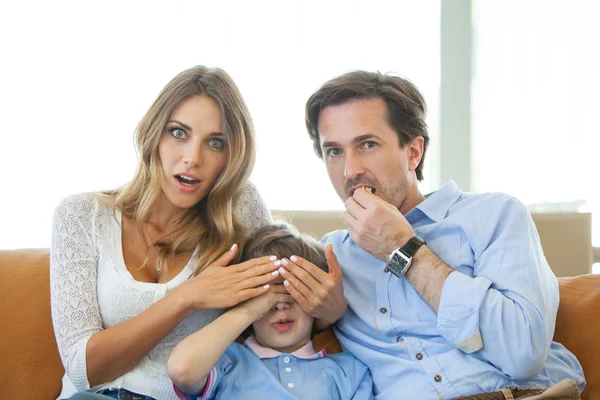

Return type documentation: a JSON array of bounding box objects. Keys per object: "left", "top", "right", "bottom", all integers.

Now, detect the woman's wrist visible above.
[{"left": 172, "top": 281, "right": 200, "bottom": 315}]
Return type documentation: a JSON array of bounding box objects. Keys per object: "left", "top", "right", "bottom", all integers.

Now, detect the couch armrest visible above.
[{"left": 0, "top": 249, "right": 64, "bottom": 400}]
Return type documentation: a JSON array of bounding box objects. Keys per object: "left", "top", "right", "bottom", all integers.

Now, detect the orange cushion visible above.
[
  {"left": 0, "top": 249, "right": 63, "bottom": 400},
  {"left": 312, "top": 326, "right": 342, "bottom": 355},
  {"left": 555, "top": 275, "right": 600, "bottom": 400}
]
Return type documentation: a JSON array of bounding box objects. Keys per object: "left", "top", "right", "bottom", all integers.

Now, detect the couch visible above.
[{"left": 1, "top": 211, "right": 598, "bottom": 399}]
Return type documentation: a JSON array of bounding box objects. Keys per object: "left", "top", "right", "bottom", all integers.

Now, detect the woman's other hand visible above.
[{"left": 181, "top": 244, "right": 282, "bottom": 310}]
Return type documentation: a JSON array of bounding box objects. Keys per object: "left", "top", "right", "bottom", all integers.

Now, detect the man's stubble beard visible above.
[{"left": 383, "top": 174, "right": 409, "bottom": 212}]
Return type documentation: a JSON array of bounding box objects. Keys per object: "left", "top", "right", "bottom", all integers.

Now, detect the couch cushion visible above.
[
  {"left": 555, "top": 274, "right": 600, "bottom": 400},
  {"left": 0, "top": 249, "right": 63, "bottom": 400}
]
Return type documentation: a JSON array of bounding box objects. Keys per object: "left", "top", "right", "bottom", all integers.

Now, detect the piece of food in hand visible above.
[{"left": 361, "top": 186, "right": 374, "bottom": 194}]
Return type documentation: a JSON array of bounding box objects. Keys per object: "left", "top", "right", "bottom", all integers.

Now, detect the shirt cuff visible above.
[
  {"left": 174, "top": 384, "right": 197, "bottom": 400},
  {"left": 173, "top": 369, "right": 217, "bottom": 400},
  {"left": 67, "top": 336, "right": 92, "bottom": 390},
  {"left": 437, "top": 271, "right": 492, "bottom": 353}
]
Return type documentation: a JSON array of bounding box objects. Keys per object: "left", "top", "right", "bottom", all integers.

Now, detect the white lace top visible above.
[{"left": 50, "top": 182, "right": 271, "bottom": 400}]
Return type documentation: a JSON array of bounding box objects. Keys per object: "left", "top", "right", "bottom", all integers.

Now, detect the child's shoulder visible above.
[
  {"left": 213, "top": 342, "right": 265, "bottom": 376},
  {"left": 327, "top": 351, "right": 360, "bottom": 362},
  {"left": 225, "top": 341, "right": 265, "bottom": 364},
  {"left": 326, "top": 351, "right": 369, "bottom": 372},
  {"left": 226, "top": 341, "right": 254, "bottom": 357}
]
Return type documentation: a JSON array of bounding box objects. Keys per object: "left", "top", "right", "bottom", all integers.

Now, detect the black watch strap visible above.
[{"left": 399, "top": 235, "right": 426, "bottom": 258}]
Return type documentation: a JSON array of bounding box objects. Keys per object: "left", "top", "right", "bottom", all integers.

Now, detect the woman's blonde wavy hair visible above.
[{"left": 102, "top": 65, "right": 255, "bottom": 274}]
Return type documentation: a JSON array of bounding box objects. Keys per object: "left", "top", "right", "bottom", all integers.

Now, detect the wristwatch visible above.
[{"left": 387, "top": 235, "right": 426, "bottom": 278}]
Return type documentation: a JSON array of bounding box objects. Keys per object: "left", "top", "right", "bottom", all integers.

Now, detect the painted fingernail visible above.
[
  {"left": 290, "top": 256, "right": 298, "bottom": 262},
  {"left": 263, "top": 284, "right": 270, "bottom": 290},
  {"left": 282, "top": 259, "right": 289, "bottom": 266},
  {"left": 230, "top": 243, "right": 237, "bottom": 251},
  {"left": 274, "top": 260, "right": 281, "bottom": 267},
  {"left": 278, "top": 267, "right": 286, "bottom": 275},
  {"left": 271, "top": 270, "right": 279, "bottom": 276},
  {"left": 269, "top": 255, "right": 277, "bottom": 261},
  {"left": 283, "top": 280, "right": 289, "bottom": 286}
]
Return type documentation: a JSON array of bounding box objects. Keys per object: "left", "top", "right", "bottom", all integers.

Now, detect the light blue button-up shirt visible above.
[
  {"left": 174, "top": 338, "right": 373, "bottom": 399},
  {"left": 324, "top": 181, "right": 585, "bottom": 400}
]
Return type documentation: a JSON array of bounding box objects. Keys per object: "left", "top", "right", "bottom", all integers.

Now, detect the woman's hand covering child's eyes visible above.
[{"left": 182, "top": 246, "right": 283, "bottom": 310}]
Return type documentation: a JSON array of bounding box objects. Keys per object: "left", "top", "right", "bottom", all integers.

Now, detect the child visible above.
[{"left": 167, "top": 222, "right": 374, "bottom": 399}]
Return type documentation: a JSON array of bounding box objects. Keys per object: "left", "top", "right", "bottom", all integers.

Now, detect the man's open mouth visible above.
[{"left": 349, "top": 186, "right": 376, "bottom": 196}]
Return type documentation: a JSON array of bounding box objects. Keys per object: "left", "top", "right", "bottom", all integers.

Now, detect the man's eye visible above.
[
  {"left": 209, "top": 138, "right": 225, "bottom": 149},
  {"left": 170, "top": 128, "right": 186, "bottom": 139},
  {"left": 326, "top": 148, "right": 341, "bottom": 157},
  {"left": 363, "top": 141, "right": 377, "bottom": 149}
]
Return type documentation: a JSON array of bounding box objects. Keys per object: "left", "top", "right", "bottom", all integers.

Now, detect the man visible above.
[{"left": 278, "top": 70, "right": 585, "bottom": 399}]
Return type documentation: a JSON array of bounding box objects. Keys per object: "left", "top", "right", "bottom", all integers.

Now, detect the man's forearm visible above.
[{"left": 404, "top": 246, "right": 453, "bottom": 314}]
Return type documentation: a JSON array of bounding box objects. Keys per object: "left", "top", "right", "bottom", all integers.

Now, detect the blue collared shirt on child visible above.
[
  {"left": 174, "top": 336, "right": 373, "bottom": 399},
  {"left": 325, "top": 180, "right": 585, "bottom": 400}
]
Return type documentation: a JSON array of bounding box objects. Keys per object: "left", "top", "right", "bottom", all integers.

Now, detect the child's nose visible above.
[{"left": 272, "top": 302, "right": 290, "bottom": 311}]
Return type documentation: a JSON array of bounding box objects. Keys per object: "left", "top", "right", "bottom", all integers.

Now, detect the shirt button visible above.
[
  {"left": 285, "top": 367, "right": 292, "bottom": 373},
  {"left": 380, "top": 308, "right": 387, "bottom": 314},
  {"left": 416, "top": 353, "right": 423, "bottom": 360},
  {"left": 287, "top": 383, "right": 294, "bottom": 388},
  {"left": 434, "top": 375, "right": 442, "bottom": 383},
  {"left": 384, "top": 267, "right": 389, "bottom": 273},
  {"left": 283, "top": 357, "right": 290, "bottom": 363}
]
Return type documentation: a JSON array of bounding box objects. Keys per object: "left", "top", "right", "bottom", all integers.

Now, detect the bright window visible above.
[
  {"left": 0, "top": 0, "right": 440, "bottom": 248},
  {"left": 472, "top": 0, "right": 600, "bottom": 247}
]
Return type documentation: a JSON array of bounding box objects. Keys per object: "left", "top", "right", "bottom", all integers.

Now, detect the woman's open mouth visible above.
[
  {"left": 175, "top": 174, "right": 200, "bottom": 186},
  {"left": 174, "top": 174, "right": 201, "bottom": 192}
]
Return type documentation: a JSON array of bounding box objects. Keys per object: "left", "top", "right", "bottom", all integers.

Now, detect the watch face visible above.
[{"left": 388, "top": 252, "right": 411, "bottom": 278}]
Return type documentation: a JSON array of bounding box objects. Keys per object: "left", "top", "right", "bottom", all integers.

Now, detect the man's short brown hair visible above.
[{"left": 305, "top": 70, "right": 430, "bottom": 181}]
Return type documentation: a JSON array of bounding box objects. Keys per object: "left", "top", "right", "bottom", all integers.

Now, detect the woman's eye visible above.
[
  {"left": 170, "top": 128, "right": 186, "bottom": 139},
  {"left": 209, "top": 138, "right": 225, "bottom": 149}
]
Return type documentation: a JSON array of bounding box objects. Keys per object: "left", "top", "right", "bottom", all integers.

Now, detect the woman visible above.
[{"left": 50, "top": 66, "right": 279, "bottom": 400}]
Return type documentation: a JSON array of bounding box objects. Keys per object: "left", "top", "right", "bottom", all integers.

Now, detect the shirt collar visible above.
[
  {"left": 244, "top": 336, "right": 326, "bottom": 360},
  {"left": 408, "top": 180, "right": 462, "bottom": 223}
]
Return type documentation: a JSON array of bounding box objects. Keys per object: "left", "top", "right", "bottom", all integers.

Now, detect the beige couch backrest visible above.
[{"left": 272, "top": 210, "right": 593, "bottom": 277}]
